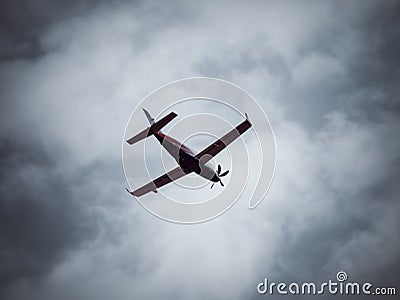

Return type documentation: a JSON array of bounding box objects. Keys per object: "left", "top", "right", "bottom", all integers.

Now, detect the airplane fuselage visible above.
[{"left": 153, "top": 131, "right": 219, "bottom": 183}]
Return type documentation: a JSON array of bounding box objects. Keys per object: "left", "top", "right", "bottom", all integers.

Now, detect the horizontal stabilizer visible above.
[
  {"left": 126, "top": 127, "right": 151, "bottom": 145},
  {"left": 150, "top": 112, "right": 177, "bottom": 132},
  {"left": 126, "top": 111, "right": 178, "bottom": 145}
]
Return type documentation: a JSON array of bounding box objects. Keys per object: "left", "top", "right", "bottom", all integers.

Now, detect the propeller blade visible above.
[
  {"left": 211, "top": 183, "right": 214, "bottom": 189},
  {"left": 219, "top": 170, "right": 229, "bottom": 177},
  {"left": 220, "top": 180, "right": 224, "bottom": 187},
  {"left": 217, "top": 164, "right": 221, "bottom": 175}
]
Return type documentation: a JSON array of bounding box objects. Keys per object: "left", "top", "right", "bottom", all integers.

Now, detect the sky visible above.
[{"left": 0, "top": 0, "right": 399, "bottom": 299}]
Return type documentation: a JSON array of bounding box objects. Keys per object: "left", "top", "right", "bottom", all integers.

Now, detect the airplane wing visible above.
[
  {"left": 129, "top": 166, "right": 189, "bottom": 197},
  {"left": 195, "top": 115, "right": 252, "bottom": 163}
]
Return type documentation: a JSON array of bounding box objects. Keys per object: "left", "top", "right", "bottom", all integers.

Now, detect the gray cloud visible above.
[
  {"left": 0, "top": 0, "right": 399, "bottom": 299},
  {"left": 0, "top": 0, "right": 115, "bottom": 60},
  {"left": 0, "top": 136, "right": 99, "bottom": 297}
]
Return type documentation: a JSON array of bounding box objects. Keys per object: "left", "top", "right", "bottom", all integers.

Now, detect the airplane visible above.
[{"left": 125, "top": 109, "right": 252, "bottom": 197}]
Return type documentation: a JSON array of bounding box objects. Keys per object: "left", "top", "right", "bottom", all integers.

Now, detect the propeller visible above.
[
  {"left": 217, "top": 164, "right": 229, "bottom": 177},
  {"left": 211, "top": 164, "right": 230, "bottom": 189}
]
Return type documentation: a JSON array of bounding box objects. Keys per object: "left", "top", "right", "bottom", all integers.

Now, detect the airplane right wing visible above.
[
  {"left": 195, "top": 115, "right": 252, "bottom": 163},
  {"left": 128, "top": 166, "right": 189, "bottom": 197}
]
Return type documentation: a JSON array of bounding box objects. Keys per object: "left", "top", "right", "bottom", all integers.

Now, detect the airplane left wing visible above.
[
  {"left": 195, "top": 115, "right": 252, "bottom": 163},
  {"left": 128, "top": 166, "right": 189, "bottom": 197}
]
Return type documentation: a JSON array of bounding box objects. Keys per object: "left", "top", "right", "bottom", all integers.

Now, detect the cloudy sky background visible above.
[{"left": 1, "top": 0, "right": 399, "bottom": 299}]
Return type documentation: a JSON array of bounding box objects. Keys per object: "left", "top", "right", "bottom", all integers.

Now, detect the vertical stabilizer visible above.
[{"left": 143, "top": 108, "right": 155, "bottom": 124}]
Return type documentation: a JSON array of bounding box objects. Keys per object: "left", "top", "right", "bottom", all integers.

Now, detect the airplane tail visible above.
[
  {"left": 126, "top": 110, "right": 177, "bottom": 145},
  {"left": 143, "top": 108, "right": 155, "bottom": 125}
]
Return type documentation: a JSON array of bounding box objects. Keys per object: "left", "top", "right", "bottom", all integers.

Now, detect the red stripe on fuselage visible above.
[{"left": 156, "top": 132, "right": 194, "bottom": 155}]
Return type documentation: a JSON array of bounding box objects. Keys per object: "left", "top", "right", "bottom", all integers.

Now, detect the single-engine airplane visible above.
[{"left": 125, "top": 109, "right": 252, "bottom": 196}]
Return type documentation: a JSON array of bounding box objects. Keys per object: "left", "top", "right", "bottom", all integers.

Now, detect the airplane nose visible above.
[{"left": 211, "top": 174, "right": 219, "bottom": 182}]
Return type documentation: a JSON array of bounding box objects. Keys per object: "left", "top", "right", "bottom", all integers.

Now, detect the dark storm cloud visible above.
[
  {"left": 277, "top": 2, "right": 400, "bottom": 286},
  {"left": 263, "top": 1, "right": 400, "bottom": 287},
  {"left": 0, "top": 0, "right": 120, "bottom": 60},
  {"left": 0, "top": 0, "right": 140, "bottom": 296},
  {"left": 276, "top": 0, "right": 400, "bottom": 129},
  {"left": 0, "top": 136, "right": 100, "bottom": 296},
  {"left": 0, "top": 1, "right": 115, "bottom": 294},
  {"left": 342, "top": 1, "right": 400, "bottom": 121}
]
